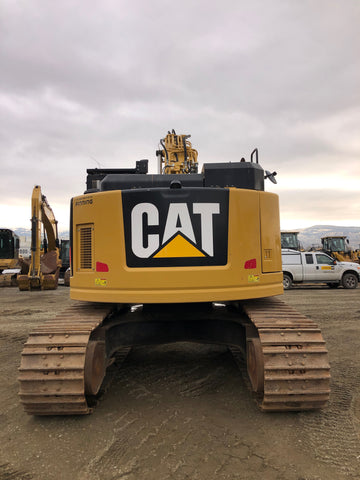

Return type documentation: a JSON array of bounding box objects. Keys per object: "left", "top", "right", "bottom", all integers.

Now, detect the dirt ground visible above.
[{"left": 0, "top": 285, "right": 359, "bottom": 480}]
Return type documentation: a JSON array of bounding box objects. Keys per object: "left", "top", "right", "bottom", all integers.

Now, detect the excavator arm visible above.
[{"left": 157, "top": 130, "right": 198, "bottom": 174}]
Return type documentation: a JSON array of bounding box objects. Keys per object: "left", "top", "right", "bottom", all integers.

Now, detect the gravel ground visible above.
[{"left": 0, "top": 285, "right": 359, "bottom": 480}]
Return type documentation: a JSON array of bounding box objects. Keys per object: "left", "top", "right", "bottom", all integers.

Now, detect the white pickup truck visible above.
[{"left": 282, "top": 249, "right": 360, "bottom": 289}]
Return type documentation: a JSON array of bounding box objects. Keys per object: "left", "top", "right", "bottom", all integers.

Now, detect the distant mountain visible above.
[
  {"left": 13, "top": 228, "right": 33, "bottom": 237},
  {"left": 296, "top": 225, "right": 360, "bottom": 250},
  {"left": 14, "top": 228, "right": 69, "bottom": 240}
]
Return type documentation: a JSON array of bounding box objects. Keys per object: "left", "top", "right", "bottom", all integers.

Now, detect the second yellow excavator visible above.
[{"left": 17, "top": 186, "right": 62, "bottom": 290}]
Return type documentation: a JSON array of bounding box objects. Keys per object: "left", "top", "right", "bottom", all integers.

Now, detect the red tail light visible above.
[
  {"left": 244, "top": 259, "right": 257, "bottom": 269},
  {"left": 96, "top": 261, "right": 109, "bottom": 272}
]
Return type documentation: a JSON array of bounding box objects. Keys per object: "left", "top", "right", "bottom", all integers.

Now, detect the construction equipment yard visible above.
[{"left": 0, "top": 286, "right": 359, "bottom": 480}]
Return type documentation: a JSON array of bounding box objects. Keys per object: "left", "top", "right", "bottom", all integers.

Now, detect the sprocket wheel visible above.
[
  {"left": 246, "top": 337, "right": 264, "bottom": 393},
  {"left": 84, "top": 340, "right": 106, "bottom": 396}
]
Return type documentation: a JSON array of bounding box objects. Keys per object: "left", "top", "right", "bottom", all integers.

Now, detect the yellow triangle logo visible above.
[{"left": 153, "top": 234, "right": 205, "bottom": 258}]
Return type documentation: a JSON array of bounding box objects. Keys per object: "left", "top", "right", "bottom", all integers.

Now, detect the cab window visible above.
[
  {"left": 305, "top": 254, "right": 314, "bottom": 264},
  {"left": 316, "top": 254, "right": 334, "bottom": 265}
]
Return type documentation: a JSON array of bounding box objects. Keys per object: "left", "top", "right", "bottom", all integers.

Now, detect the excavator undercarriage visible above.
[{"left": 19, "top": 298, "right": 330, "bottom": 415}]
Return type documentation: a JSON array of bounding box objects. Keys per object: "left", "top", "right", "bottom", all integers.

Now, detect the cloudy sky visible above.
[{"left": 1, "top": 0, "right": 359, "bottom": 233}]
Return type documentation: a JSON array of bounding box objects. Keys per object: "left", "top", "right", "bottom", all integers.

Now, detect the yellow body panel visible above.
[
  {"left": 0, "top": 258, "right": 19, "bottom": 270},
  {"left": 70, "top": 188, "right": 283, "bottom": 303}
]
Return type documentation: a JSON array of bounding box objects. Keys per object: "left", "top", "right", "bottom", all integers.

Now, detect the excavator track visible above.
[
  {"left": 241, "top": 297, "right": 330, "bottom": 411},
  {"left": 18, "top": 297, "right": 330, "bottom": 415},
  {"left": 18, "top": 303, "right": 114, "bottom": 415}
]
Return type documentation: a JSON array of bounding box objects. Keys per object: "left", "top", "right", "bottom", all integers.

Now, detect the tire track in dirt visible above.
[
  {"left": 0, "top": 463, "right": 33, "bottom": 480},
  {"left": 114, "top": 344, "right": 231, "bottom": 401},
  {"left": 299, "top": 365, "right": 360, "bottom": 477},
  {"left": 78, "top": 408, "right": 309, "bottom": 480},
  {"left": 285, "top": 289, "right": 360, "bottom": 477}
]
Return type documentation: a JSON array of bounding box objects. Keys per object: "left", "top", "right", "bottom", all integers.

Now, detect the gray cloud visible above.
[
  {"left": 1, "top": 0, "right": 359, "bottom": 230},
  {"left": 279, "top": 188, "right": 360, "bottom": 226}
]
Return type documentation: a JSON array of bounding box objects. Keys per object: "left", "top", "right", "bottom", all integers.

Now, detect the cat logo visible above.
[{"left": 122, "top": 188, "right": 229, "bottom": 268}]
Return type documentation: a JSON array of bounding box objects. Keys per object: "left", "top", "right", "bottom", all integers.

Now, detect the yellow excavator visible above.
[
  {"left": 17, "top": 186, "right": 62, "bottom": 291},
  {"left": 19, "top": 132, "right": 330, "bottom": 415},
  {"left": 0, "top": 229, "right": 20, "bottom": 286}
]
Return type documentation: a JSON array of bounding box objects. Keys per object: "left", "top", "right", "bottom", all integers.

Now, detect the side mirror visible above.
[{"left": 265, "top": 170, "right": 277, "bottom": 184}]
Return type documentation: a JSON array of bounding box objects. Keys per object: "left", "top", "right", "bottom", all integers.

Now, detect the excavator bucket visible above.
[
  {"left": 41, "top": 251, "right": 60, "bottom": 289},
  {"left": 18, "top": 251, "right": 60, "bottom": 290}
]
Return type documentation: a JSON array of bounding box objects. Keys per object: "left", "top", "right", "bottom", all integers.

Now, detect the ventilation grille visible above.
[{"left": 78, "top": 224, "right": 93, "bottom": 270}]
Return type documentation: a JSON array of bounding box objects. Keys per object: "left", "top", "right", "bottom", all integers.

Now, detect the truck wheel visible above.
[
  {"left": 342, "top": 273, "right": 358, "bottom": 289},
  {"left": 283, "top": 274, "right": 292, "bottom": 290},
  {"left": 327, "top": 283, "right": 339, "bottom": 289}
]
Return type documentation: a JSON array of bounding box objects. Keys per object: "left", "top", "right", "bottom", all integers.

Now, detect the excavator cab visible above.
[
  {"left": 0, "top": 229, "right": 20, "bottom": 286},
  {"left": 281, "top": 231, "right": 301, "bottom": 251},
  {"left": 0, "top": 229, "right": 20, "bottom": 269}
]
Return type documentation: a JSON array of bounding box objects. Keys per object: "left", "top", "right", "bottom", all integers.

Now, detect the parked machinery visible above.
[
  {"left": 280, "top": 231, "right": 301, "bottom": 251},
  {"left": 19, "top": 132, "right": 330, "bottom": 415},
  {"left": 17, "top": 186, "right": 62, "bottom": 291},
  {"left": 321, "top": 236, "right": 360, "bottom": 263},
  {"left": 0, "top": 228, "right": 20, "bottom": 286},
  {"left": 59, "top": 239, "right": 70, "bottom": 286}
]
